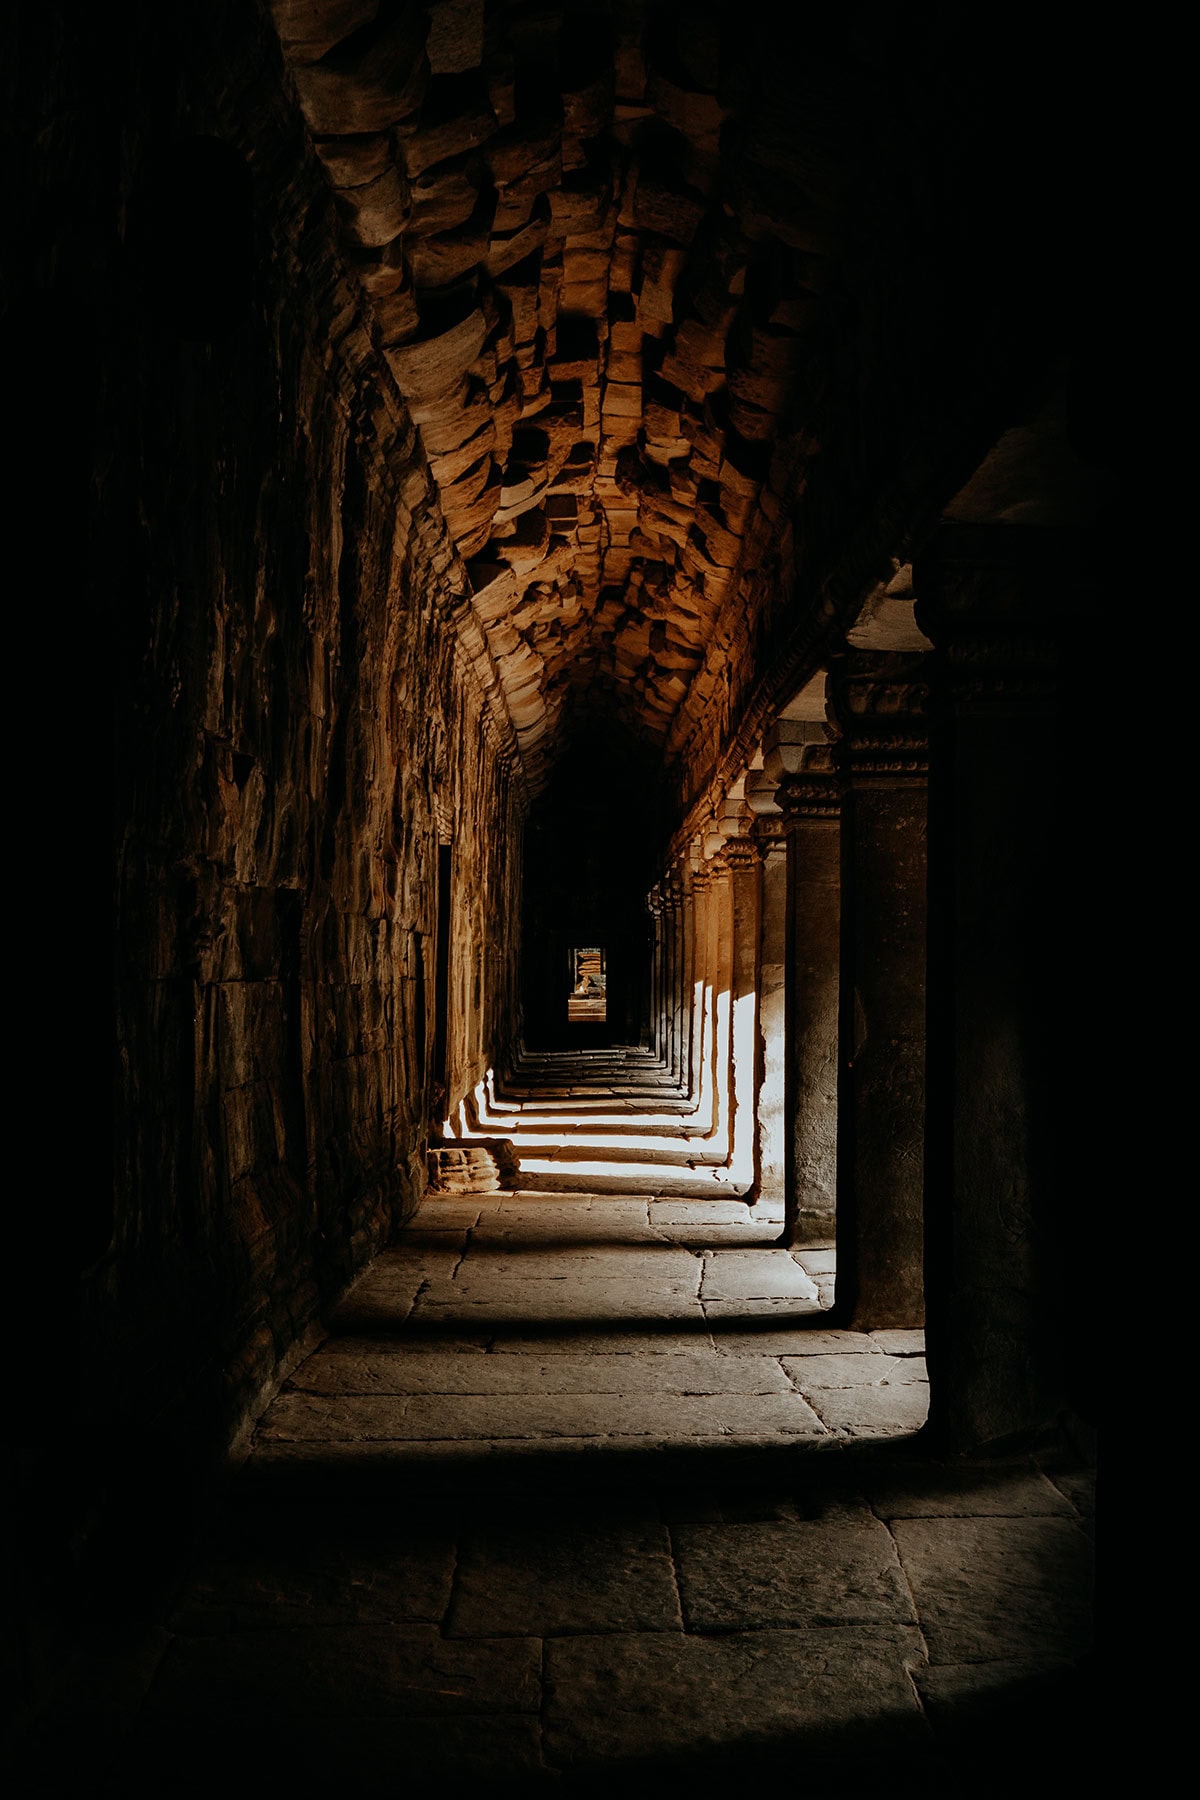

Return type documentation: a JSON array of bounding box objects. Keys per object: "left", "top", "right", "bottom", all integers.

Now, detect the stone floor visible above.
[{"left": 32, "top": 1052, "right": 1097, "bottom": 1794}]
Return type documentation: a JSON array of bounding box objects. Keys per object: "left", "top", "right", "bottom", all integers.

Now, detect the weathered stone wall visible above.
[{"left": 20, "top": 0, "right": 522, "bottom": 1466}]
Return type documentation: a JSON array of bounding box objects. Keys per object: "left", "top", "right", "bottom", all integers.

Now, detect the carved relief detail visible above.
[
  {"left": 718, "top": 835, "right": 762, "bottom": 873},
  {"left": 827, "top": 652, "right": 930, "bottom": 781}
]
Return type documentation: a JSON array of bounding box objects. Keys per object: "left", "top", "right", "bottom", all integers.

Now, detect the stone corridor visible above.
[
  {"left": 38, "top": 1054, "right": 1093, "bottom": 1795},
  {"left": 13, "top": 2, "right": 1108, "bottom": 1786}
]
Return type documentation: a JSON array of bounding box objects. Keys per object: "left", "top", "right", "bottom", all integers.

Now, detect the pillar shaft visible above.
[
  {"left": 647, "top": 887, "right": 666, "bottom": 1060},
  {"left": 755, "top": 830, "right": 788, "bottom": 1208},
  {"left": 707, "top": 862, "right": 735, "bottom": 1153},
  {"left": 722, "top": 838, "right": 762, "bottom": 1191},
  {"left": 689, "top": 870, "right": 714, "bottom": 1125},
  {"left": 830, "top": 654, "right": 930, "bottom": 1329},
  {"left": 778, "top": 757, "right": 842, "bottom": 1245},
  {"left": 917, "top": 523, "right": 1085, "bottom": 1448},
  {"left": 679, "top": 867, "right": 696, "bottom": 1098},
  {"left": 664, "top": 878, "right": 683, "bottom": 1082}
]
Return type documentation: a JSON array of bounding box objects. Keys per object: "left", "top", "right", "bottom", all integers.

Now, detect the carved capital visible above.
[
  {"left": 827, "top": 651, "right": 929, "bottom": 780},
  {"left": 777, "top": 777, "right": 842, "bottom": 820},
  {"left": 775, "top": 744, "right": 841, "bottom": 821},
  {"left": 718, "top": 834, "right": 762, "bottom": 874},
  {"left": 753, "top": 816, "right": 789, "bottom": 853}
]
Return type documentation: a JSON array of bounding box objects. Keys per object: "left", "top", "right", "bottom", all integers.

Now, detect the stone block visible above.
[
  {"left": 890, "top": 1516, "right": 1093, "bottom": 1664},
  {"left": 862, "top": 1460, "right": 1078, "bottom": 1521},
  {"left": 259, "top": 1388, "right": 827, "bottom": 1442},
  {"left": 170, "top": 1513, "right": 455, "bottom": 1630},
  {"left": 799, "top": 1381, "right": 930, "bottom": 1437},
  {"left": 291, "top": 1349, "right": 792, "bottom": 1396},
  {"left": 700, "top": 1251, "right": 820, "bottom": 1301},
  {"left": 673, "top": 1517, "right": 917, "bottom": 1631},
  {"left": 146, "top": 1625, "right": 540, "bottom": 1717},
  {"left": 543, "top": 1627, "right": 927, "bottom": 1769},
  {"left": 448, "top": 1518, "right": 680, "bottom": 1636},
  {"left": 781, "top": 1353, "right": 926, "bottom": 1388}
]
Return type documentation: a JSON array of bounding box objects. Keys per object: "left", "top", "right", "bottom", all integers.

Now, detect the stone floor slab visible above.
[
  {"left": 413, "top": 1289, "right": 707, "bottom": 1325},
  {"left": 792, "top": 1248, "right": 837, "bottom": 1270},
  {"left": 453, "top": 1247, "right": 702, "bottom": 1280},
  {"left": 648, "top": 1201, "right": 756, "bottom": 1223},
  {"left": 145, "top": 1625, "right": 542, "bottom": 1717},
  {"left": 543, "top": 1626, "right": 928, "bottom": 1769},
  {"left": 870, "top": 1329, "right": 926, "bottom": 1356},
  {"left": 449, "top": 1519, "right": 680, "bottom": 1637},
  {"left": 655, "top": 1224, "right": 787, "bottom": 1246},
  {"left": 781, "top": 1352, "right": 927, "bottom": 1388},
  {"left": 169, "top": 1514, "right": 455, "bottom": 1630},
  {"left": 290, "top": 1349, "right": 792, "bottom": 1395},
  {"left": 672, "top": 1516, "right": 916, "bottom": 1632},
  {"left": 260, "top": 1389, "right": 829, "bottom": 1442},
  {"left": 913, "top": 1654, "right": 1093, "bottom": 1775},
  {"left": 122, "top": 1714, "right": 549, "bottom": 1789},
  {"left": 700, "top": 1252, "right": 820, "bottom": 1300},
  {"left": 471, "top": 1217, "right": 665, "bottom": 1244},
  {"left": 799, "top": 1381, "right": 930, "bottom": 1435},
  {"left": 487, "top": 1328, "right": 717, "bottom": 1355},
  {"left": 703, "top": 1296, "right": 824, "bottom": 1322},
  {"left": 862, "top": 1460, "right": 1078, "bottom": 1520},
  {"left": 327, "top": 1281, "right": 425, "bottom": 1331},
  {"left": 891, "top": 1515, "right": 1093, "bottom": 1663},
  {"left": 710, "top": 1325, "right": 877, "bottom": 1356}
]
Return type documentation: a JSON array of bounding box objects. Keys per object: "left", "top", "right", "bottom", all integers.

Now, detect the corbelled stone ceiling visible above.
[{"left": 267, "top": 0, "right": 1017, "bottom": 794}]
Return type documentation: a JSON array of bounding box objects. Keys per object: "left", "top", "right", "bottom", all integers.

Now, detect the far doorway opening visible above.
[{"left": 568, "top": 945, "right": 607, "bottom": 1023}]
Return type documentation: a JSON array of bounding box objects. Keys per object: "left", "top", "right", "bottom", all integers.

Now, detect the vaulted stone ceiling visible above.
[{"left": 267, "top": 0, "right": 1061, "bottom": 794}]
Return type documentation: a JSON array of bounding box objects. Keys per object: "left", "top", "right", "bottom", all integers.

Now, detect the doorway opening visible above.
[{"left": 567, "top": 945, "right": 607, "bottom": 1023}]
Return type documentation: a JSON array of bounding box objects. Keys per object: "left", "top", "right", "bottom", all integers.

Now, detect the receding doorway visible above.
[{"left": 567, "top": 945, "right": 607, "bottom": 1023}]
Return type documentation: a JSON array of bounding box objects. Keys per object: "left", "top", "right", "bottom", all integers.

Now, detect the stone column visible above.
[
  {"left": 663, "top": 873, "right": 684, "bottom": 1084},
  {"left": 721, "top": 836, "right": 763, "bottom": 1191},
  {"left": 698, "top": 856, "right": 737, "bottom": 1152},
  {"left": 916, "top": 523, "right": 1085, "bottom": 1449},
  {"left": 672, "top": 860, "right": 690, "bottom": 1087},
  {"left": 704, "top": 857, "right": 734, "bottom": 1154},
  {"left": 777, "top": 751, "right": 842, "bottom": 1246},
  {"left": 647, "top": 885, "right": 665, "bottom": 1060},
  {"left": 828, "top": 653, "right": 930, "bottom": 1329},
  {"left": 688, "top": 865, "right": 714, "bottom": 1125},
  {"left": 754, "top": 824, "right": 788, "bottom": 1210}
]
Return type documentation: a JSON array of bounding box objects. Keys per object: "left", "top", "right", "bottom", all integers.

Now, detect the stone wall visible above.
[{"left": 20, "top": 0, "right": 522, "bottom": 1468}]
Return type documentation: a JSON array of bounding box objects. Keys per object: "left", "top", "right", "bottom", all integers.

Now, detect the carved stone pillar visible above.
[
  {"left": 663, "top": 872, "right": 684, "bottom": 1084},
  {"left": 678, "top": 864, "right": 696, "bottom": 1099},
  {"left": 777, "top": 750, "right": 842, "bottom": 1246},
  {"left": 828, "top": 653, "right": 930, "bottom": 1328},
  {"left": 688, "top": 866, "right": 714, "bottom": 1122},
  {"left": 706, "top": 856, "right": 735, "bottom": 1153},
  {"left": 754, "top": 822, "right": 789, "bottom": 1210},
  {"left": 916, "top": 523, "right": 1086, "bottom": 1449},
  {"left": 720, "top": 836, "right": 763, "bottom": 1191},
  {"left": 647, "top": 884, "right": 665, "bottom": 1060}
]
